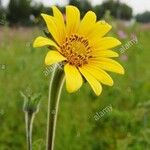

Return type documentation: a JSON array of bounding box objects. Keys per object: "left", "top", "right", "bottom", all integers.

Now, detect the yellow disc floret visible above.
[{"left": 60, "top": 34, "right": 92, "bottom": 67}]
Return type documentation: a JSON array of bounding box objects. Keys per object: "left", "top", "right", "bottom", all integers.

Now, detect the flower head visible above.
[{"left": 33, "top": 6, "right": 124, "bottom": 96}]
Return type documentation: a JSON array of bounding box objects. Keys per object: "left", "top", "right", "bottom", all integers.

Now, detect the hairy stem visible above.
[
  {"left": 25, "top": 112, "right": 34, "bottom": 150},
  {"left": 46, "top": 65, "right": 65, "bottom": 150}
]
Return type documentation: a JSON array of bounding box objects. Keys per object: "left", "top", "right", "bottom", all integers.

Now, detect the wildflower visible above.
[
  {"left": 117, "top": 30, "right": 127, "bottom": 39},
  {"left": 33, "top": 6, "right": 124, "bottom": 96}
]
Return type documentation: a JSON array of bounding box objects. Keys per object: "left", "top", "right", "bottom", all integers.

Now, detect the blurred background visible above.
[{"left": 0, "top": 0, "right": 150, "bottom": 149}]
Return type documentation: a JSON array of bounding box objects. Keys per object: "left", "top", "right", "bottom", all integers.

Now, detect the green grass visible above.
[{"left": 0, "top": 24, "right": 150, "bottom": 150}]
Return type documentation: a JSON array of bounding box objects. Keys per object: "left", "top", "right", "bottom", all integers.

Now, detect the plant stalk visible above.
[
  {"left": 46, "top": 65, "right": 65, "bottom": 150},
  {"left": 25, "top": 112, "right": 35, "bottom": 150}
]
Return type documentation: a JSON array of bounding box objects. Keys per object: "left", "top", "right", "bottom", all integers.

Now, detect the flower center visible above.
[{"left": 60, "top": 34, "right": 92, "bottom": 67}]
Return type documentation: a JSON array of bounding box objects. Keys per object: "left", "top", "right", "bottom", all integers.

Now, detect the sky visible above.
[{"left": 2, "top": 0, "right": 150, "bottom": 15}]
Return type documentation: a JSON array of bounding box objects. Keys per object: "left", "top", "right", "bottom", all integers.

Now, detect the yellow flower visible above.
[{"left": 33, "top": 6, "right": 124, "bottom": 96}]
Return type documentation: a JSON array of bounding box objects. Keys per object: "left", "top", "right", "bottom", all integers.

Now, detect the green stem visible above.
[
  {"left": 46, "top": 65, "right": 65, "bottom": 150},
  {"left": 25, "top": 112, "right": 34, "bottom": 150}
]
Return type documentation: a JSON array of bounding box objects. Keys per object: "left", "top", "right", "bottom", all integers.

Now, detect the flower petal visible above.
[
  {"left": 66, "top": 5, "right": 80, "bottom": 36},
  {"left": 92, "top": 50, "right": 119, "bottom": 58},
  {"left": 78, "top": 11, "right": 96, "bottom": 36},
  {"left": 33, "top": 36, "right": 58, "bottom": 49},
  {"left": 41, "top": 13, "right": 60, "bottom": 45},
  {"left": 64, "top": 64, "right": 83, "bottom": 93},
  {"left": 81, "top": 64, "right": 114, "bottom": 86},
  {"left": 90, "top": 58, "right": 125, "bottom": 74},
  {"left": 79, "top": 67, "right": 102, "bottom": 96},
  {"left": 45, "top": 51, "right": 66, "bottom": 65},
  {"left": 88, "top": 21, "right": 112, "bottom": 40},
  {"left": 52, "top": 6, "right": 66, "bottom": 44},
  {"left": 92, "top": 37, "right": 121, "bottom": 50},
  {"left": 52, "top": 6, "right": 65, "bottom": 26}
]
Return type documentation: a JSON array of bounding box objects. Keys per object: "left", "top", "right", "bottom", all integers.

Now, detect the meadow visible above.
[{"left": 0, "top": 22, "right": 150, "bottom": 150}]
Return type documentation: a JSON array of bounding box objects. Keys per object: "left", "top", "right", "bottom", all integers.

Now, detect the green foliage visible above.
[
  {"left": 136, "top": 11, "right": 150, "bottom": 23},
  {"left": 0, "top": 2, "right": 7, "bottom": 26},
  {"left": 3, "top": 0, "right": 134, "bottom": 26},
  {"left": 31, "top": 3, "right": 44, "bottom": 18},
  {"left": 69, "top": 0, "right": 80, "bottom": 9},
  {"left": 93, "top": 4, "right": 104, "bottom": 19},
  {"left": 69, "top": 0, "right": 92, "bottom": 17},
  {"left": 0, "top": 9, "right": 6, "bottom": 25},
  {"left": 120, "top": 3, "right": 133, "bottom": 20},
  {"left": 93, "top": 0, "right": 132, "bottom": 20},
  {"left": 7, "top": 0, "right": 32, "bottom": 25}
]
